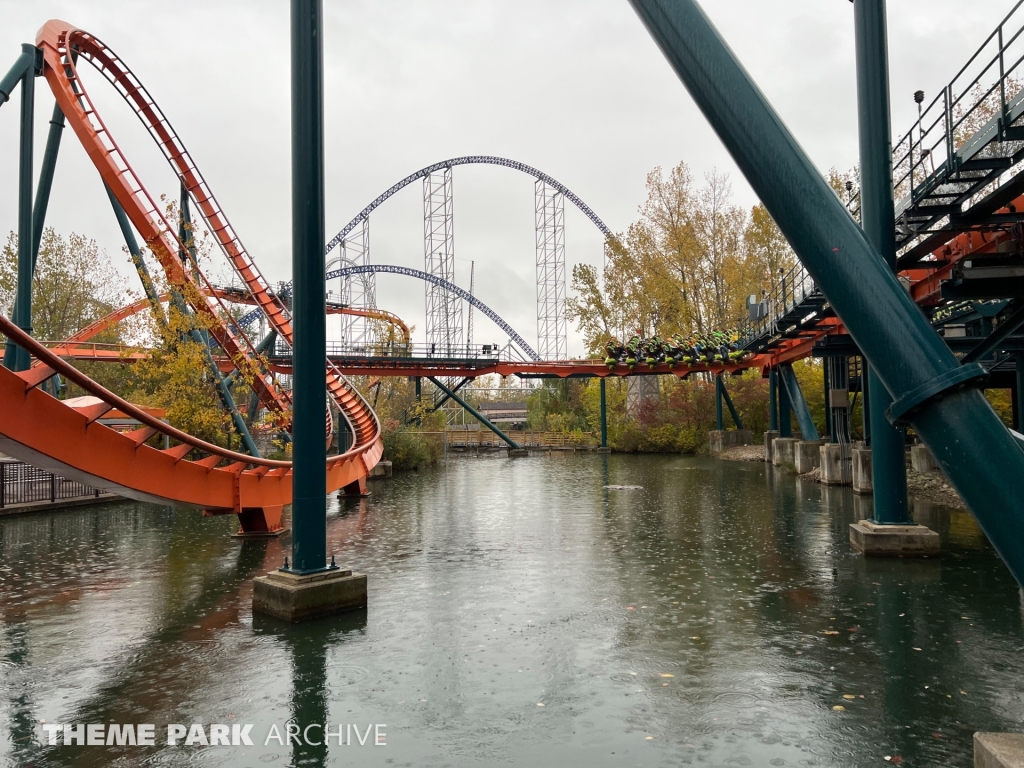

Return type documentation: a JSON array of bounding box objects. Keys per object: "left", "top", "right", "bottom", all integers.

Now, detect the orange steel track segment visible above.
[
  {"left": 35, "top": 21, "right": 379, "bottom": 459},
  {"left": 0, "top": 315, "right": 381, "bottom": 532}
]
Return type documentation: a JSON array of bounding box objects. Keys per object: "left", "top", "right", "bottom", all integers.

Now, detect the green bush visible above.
[{"left": 381, "top": 420, "right": 442, "bottom": 471}]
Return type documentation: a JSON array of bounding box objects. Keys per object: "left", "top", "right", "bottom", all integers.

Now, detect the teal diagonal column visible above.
[{"left": 854, "top": 0, "right": 911, "bottom": 527}]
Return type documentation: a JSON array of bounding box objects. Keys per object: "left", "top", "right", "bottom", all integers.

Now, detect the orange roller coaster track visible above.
[{"left": 0, "top": 20, "right": 383, "bottom": 533}]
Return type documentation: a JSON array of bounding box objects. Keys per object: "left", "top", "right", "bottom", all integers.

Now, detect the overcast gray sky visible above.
[{"left": 0, "top": 0, "right": 1016, "bottom": 354}]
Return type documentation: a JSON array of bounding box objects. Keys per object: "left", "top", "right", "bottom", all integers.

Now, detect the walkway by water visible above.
[{"left": 1, "top": 454, "right": 1022, "bottom": 767}]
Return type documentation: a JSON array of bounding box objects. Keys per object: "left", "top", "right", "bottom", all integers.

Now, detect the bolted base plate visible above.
[
  {"left": 252, "top": 568, "right": 367, "bottom": 622},
  {"left": 849, "top": 519, "right": 939, "bottom": 557},
  {"left": 232, "top": 527, "right": 290, "bottom": 539}
]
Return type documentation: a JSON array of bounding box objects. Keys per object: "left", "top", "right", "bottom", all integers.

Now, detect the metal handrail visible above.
[
  {"left": 848, "top": 0, "right": 1024, "bottom": 224},
  {"left": 740, "top": 260, "right": 818, "bottom": 345}
]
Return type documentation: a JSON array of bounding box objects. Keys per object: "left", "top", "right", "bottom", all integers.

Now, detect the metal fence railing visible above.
[
  {"left": 848, "top": 0, "right": 1024, "bottom": 246},
  {"left": 272, "top": 338, "right": 525, "bottom": 362},
  {"left": 0, "top": 459, "right": 103, "bottom": 509},
  {"left": 740, "top": 261, "right": 819, "bottom": 348}
]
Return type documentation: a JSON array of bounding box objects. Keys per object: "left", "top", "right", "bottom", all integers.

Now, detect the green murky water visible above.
[{"left": 1, "top": 454, "right": 1022, "bottom": 767}]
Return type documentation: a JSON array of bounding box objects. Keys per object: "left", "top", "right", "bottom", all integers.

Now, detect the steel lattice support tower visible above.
[
  {"left": 336, "top": 218, "right": 376, "bottom": 346},
  {"left": 423, "top": 167, "right": 462, "bottom": 354},
  {"left": 535, "top": 180, "right": 566, "bottom": 360}
]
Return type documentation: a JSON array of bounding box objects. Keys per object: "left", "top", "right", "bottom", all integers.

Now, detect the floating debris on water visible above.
[{"left": 604, "top": 485, "right": 643, "bottom": 490}]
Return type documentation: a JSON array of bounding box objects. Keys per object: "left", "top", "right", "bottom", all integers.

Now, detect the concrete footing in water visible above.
[
  {"left": 974, "top": 733, "right": 1024, "bottom": 768},
  {"left": 369, "top": 460, "right": 393, "bottom": 478},
  {"left": 252, "top": 568, "right": 368, "bottom": 622},
  {"left": 852, "top": 447, "right": 872, "bottom": 495},
  {"left": 773, "top": 438, "right": 799, "bottom": 471},
  {"left": 708, "top": 429, "right": 753, "bottom": 455},
  {"left": 820, "top": 444, "right": 852, "bottom": 485},
  {"left": 508, "top": 448, "right": 529, "bottom": 457},
  {"left": 849, "top": 519, "right": 939, "bottom": 557},
  {"left": 911, "top": 443, "right": 939, "bottom": 474},
  {"left": 794, "top": 440, "right": 824, "bottom": 474},
  {"left": 596, "top": 447, "right": 611, "bottom": 454},
  {"left": 764, "top": 430, "right": 779, "bottom": 463}
]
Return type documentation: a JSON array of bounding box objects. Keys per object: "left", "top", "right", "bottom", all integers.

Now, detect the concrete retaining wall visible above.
[{"left": 709, "top": 429, "right": 754, "bottom": 455}]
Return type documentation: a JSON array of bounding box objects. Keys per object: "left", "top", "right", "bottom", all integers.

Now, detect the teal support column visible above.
[
  {"left": 862, "top": 360, "right": 872, "bottom": 444},
  {"left": 823, "top": 362, "right": 832, "bottom": 442},
  {"left": 599, "top": 377, "right": 608, "bottom": 447},
  {"left": 779, "top": 364, "right": 819, "bottom": 440},
  {"left": 720, "top": 375, "right": 744, "bottom": 429},
  {"left": 106, "top": 184, "right": 166, "bottom": 326},
  {"left": 413, "top": 376, "right": 422, "bottom": 425},
  {"left": 855, "top": 0, "right": 910, "bottom": 524},
  {"left": 0, "top": 49, "right": 34, "bottom": 108},
  {"left": 429, "top": 377, "right": 522, "bottom": 449},
  {"left": 431, "top": 376, "right": 472, "bottom": 411},
  {"left": 715, "top": 374, "right": 724, "bottom": 430},
  {"left": 289, "top": 0, "right": 329, "bottom": 573},
  {"left": 6, "top": 45, "right": 37, "bottom": 373},
  {"left": 6, "top": 98, "right": 65, "bottom": 367},
  {"left": 31, "top": 102, "right": 66, "bottom": 261},
  {"left": 778, "top": 369, "right": 792, "bottom": 438},
  {"left": 1016, "top": 353, "right": 1024, "bottom": 431},
  {"left": 768, "top": 368, "right": 778, "bottom": 431}
]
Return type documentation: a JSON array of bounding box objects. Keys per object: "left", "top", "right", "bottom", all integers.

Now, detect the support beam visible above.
[
  {"left": 778, "top": 368, "right": 792, "bottom": 438},
  {"left": 715, "top": 374, "right": 724, "bottom": 430},
  {"left": 717, "top": 374, "right": 743, "bottom": 430},
  {"left": 854, "top": 0, "right": 910, "bottom": 525},
  {"left": 431, "top": 376, "right": 472, "bottom": 411},
  {"left": 29, "top": 101, "right": 66, "bottom": 266},
  {"left": 289, "top": 0, "right": 328, "bottom": 574},
  {"left": 106, "top": 183, "right": 166, "bottom": 327},
  {"left": 0, "top": 48, "right": 34, "bottom": 107},
  {"left": 862, "top": 360, "right": 872, "bottom": 444},
  {"left": 961, "top": 300, "right": 1024, "bottom": 364},
  {"left": 768, "top": 368, "right": 778, "bottom": 432},
  {"left": 5, "top": 98, "right": 66, "bottom": 367},
  {"left": 423, "top": 167, "right": 461, "bottom": 354},
  {"left": 721, "top": 376, "right": 743, "bottom": 430},
  {"left": 823, "top": 362, "right": 832, "bottom": 441},
  {"left": 1017, "top": 353, "right": 1024, "bottom": 432},
  {"left": 599, "top": 377, "right": 608, "bottom": 448},
  {"left": 825, "top": 356, "right": 851, "bottom": 444},
  {"left": 429, "top": 377, "right": 521, "bottom": 449},
  {"left": 779, "top": 365, "right": 818, "bottom": 440},
  {"left": 5, "top": 45, "right": 37, "bottom": 373},
  {"left": 535, "top": 180, "right": 567, "bottom": 360}
]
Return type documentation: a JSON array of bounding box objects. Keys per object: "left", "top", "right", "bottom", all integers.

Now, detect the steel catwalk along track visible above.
[{"left": 0, "top": 20, "right": 383, "bottom": 533}]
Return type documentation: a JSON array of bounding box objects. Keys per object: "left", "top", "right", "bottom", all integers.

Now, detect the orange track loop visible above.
[{"left": 0, "top": 21, "right": 383, "bottom": 530}]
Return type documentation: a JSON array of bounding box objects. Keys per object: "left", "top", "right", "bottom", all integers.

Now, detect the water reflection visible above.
[
  {"left": 253, "top": 610, "right": 367, "bottom": 768},
  {"left": 0, "top": 456, "right": 1022, "bottom": 767}
]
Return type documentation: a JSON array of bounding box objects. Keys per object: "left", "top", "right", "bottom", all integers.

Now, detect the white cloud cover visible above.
[{"left": 0, "top": 0, "right": 1014, "bottom": 353}]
